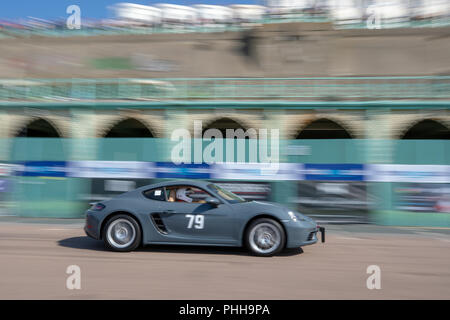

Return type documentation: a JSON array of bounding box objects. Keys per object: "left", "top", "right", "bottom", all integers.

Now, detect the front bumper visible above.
[{"left": 283, "top": 220, "right": 325, "bottom": 248}]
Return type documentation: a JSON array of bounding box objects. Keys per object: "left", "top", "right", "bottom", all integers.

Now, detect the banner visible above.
[
  {"left": 5, "top": 161, "right": 450, "bottom": 183},
  {"left": 16, "top": 161, "right": 67, "bottom": 177},
  {"left": 154, "top": 162, "right": 211, "bottom": 179},
  {"left": 294, "top": 181, "right": 371, "bottom": 223},
  {"left": 302, "top": 164, "right": 365, "bottom": 181},
  {"left": 68, "top": 161, "right": 153, "bottom": 179},
  {"left": 367, "top": 164, "right": 449, "bottom": 183},
  {"left": 0, "top": 163, "right": 15, "bottom": 177},
  {"left": 211, "top": 163, "right": 301, "bottom": 181},
  {"left": 394, "top": 183, "right": 450, "bottom": 213}
]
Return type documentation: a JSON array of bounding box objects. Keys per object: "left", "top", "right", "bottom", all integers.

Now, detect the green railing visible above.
[
  {"left": 1, "top": 77, "right": 450, "bottom": 102},
  {"left": 0, "top": 25, "right": 246, "bottom": 39},
  {"left": 1, "top": 16, "right": 449, "bottom": 39}
]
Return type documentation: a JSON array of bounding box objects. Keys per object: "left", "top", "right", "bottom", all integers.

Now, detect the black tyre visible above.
[
  {"left": 244, "top": 218, "right": 286, "bottom": 257},
  {"left": 103, "top": 214, "right": 142, "bottom": 252}
]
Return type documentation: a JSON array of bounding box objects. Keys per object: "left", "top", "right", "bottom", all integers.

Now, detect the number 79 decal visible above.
[{"left": 185, "top": 214, "right": 204, "bottom": 229}]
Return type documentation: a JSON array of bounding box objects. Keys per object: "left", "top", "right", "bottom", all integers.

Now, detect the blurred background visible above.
[{"left": 0, "top": 0, "right": 449, "bottom": 227}]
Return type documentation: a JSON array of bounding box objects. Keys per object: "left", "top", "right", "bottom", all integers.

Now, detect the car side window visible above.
[
  {"left": 143, "top": 187, "right": 166, "bottom": 201},
  {"left": 165, "top": 186, "right": 211, "bottom": 203},
  {"left": 189, "top": 187, "right": 210, "bottom": 203}
]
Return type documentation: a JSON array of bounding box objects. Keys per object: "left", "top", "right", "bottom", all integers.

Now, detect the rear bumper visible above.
[
  {"left": 84, "top": 211, "right": 101, "bottom": 240},
  {"left": 84, "top": 225, "right": 99, "bottom": 239}
]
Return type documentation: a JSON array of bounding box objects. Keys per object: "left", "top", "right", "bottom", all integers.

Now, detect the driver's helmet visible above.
[{"left": 176, "top": 187, "right": 194, "bottom": 203}]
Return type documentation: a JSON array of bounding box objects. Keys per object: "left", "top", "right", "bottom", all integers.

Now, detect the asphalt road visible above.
[{"left": 0, "top": 218, "right": 449, "bottom": 299}]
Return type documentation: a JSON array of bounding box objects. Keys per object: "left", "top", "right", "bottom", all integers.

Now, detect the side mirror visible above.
[{"left": 205, "top": 197, "right": 221, "bottom": 206}]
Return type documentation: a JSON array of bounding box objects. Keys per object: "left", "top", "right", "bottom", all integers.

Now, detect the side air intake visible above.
[{"left": 151, "top": 213, "right": 168, "bottom": 234}]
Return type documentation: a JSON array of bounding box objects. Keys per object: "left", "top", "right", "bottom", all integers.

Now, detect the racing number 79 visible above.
[{"left": 185, "top": 214, "right": 204, "bottom": 229}]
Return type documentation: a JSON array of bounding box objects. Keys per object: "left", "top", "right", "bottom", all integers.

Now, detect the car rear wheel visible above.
[
  {"left": 245, "top": 218, "right": 286, "bottom": 257},
  {"left": 103, "top": 214, "right": 141, "bottom": 252}
]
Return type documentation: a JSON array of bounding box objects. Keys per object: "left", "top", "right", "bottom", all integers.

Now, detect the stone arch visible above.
[
  {"left": 295, "top": 117, "right": 354, "bottom": 139},
  {"left": 15, "top": 117, "right": 63, "bottom": 137},
  {"left": 201, "top": 116, "right": 256, "bottom": 138},
  {"left": 399, "top": 118, "right": 450, "bottom": 140},
  {"left": 102, "top": 117, "right": 155, "bottom": 138}
]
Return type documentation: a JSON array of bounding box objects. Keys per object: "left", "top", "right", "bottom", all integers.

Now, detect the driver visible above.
[{"left": 176, "top": 187, "right": 194, "bottom": 203}]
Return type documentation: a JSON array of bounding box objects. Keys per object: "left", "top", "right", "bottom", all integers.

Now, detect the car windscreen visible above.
[{"left": 207, "top": 183, "right": 246, "bottom": 204}]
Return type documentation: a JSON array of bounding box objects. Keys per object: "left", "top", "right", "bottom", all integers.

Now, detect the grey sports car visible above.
[{"left": 84, "top": 180, "right": 325, "bottom": 256}]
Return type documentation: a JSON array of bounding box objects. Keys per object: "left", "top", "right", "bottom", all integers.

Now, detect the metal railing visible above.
[
  {"left": 1, "top": 16, "right": 449, "bottom": 39},
  {"left": 1, "top": 77, "right": 450, "bottom": 102}
]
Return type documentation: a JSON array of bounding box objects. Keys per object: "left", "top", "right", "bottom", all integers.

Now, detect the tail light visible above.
[{"left": 91, "top": 203, "right": 105, "bottom": 211}]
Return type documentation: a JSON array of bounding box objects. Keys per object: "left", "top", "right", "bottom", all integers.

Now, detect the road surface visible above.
[{"left": 0, "top": 218, "right": 449, "bottom": 299}]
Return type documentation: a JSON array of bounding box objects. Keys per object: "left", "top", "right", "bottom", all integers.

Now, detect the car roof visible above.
[{"left": 136, "top": 180, "right": 212, "bottom": 192}]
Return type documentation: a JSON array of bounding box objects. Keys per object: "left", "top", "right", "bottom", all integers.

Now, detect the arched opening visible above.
[
  {"left": 401, "top": 119, "right": 450, "bottom": 139},
  {"left": 104, "top": 118, "right": 154, "bottom": 138},
  {"left": 296, "top": 118, "right": 352, "bottom": 139},
  {"left": 16, "top": 118, "right": 61, "bottom": 137},
  {"left": 202, "top": 117, "right": 255, "bottom": 139}
]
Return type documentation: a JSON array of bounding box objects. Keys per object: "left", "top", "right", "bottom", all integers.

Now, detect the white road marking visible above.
[{"left": 337, "top": 236, "right": 365, "bottom": 241}]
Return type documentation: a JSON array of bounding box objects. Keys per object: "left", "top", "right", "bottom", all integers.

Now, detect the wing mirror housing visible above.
[{"left": 205, "top": 197, "right": 221, "bottom": 207}]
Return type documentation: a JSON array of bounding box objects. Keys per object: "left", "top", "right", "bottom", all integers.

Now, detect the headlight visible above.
[
  {"left": 288, "top": 211, "right": 298, "bottom": 222},
  {"left": 288, "top": 210, "right": 310, "bottom": 222}
]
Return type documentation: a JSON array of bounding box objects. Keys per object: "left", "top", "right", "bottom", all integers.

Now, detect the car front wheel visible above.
[
  {"left": 245, "top": 218, "right": 286, "bottom": 257},
  {"left": 103, "top": 214, "right": 141, "bottom": 252}
]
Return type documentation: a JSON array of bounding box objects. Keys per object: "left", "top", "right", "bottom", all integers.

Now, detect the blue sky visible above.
[{"left": 0, "top": 0, "right": 259, "bottom": 20}]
